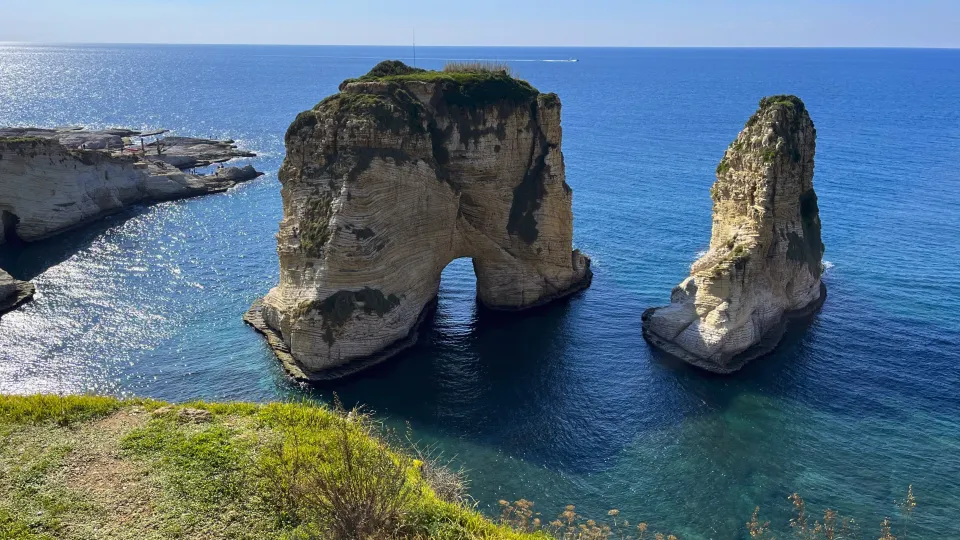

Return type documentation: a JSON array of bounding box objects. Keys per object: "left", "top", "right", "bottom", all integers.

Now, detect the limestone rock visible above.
[
  {"left": 0, "top": 269, "right": 34, "bottom": 317},
  {"left": 249, "top": 61, "right": 592, "bottom": 380},
  {"left": 0, "top": 132, "right": 261, "bottom": 244},
  {"left": 642, "top": 95, "right": 825, "bottom": 373},
  {"left": 208, "top": 164, "right": 263, "bottom": 183}
]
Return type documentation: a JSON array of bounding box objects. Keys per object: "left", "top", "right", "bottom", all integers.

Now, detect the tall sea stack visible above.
[
  {"left": 642, "top": 95, "right": 825, "bottom": 373},
  {"left": 247, "top": 61, "right": 592, "bottom": 380}
]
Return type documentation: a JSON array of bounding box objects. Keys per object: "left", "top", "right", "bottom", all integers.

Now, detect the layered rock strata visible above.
[
  {"left": 248, "top": 61, "right": 592, "bottom": 380},
  {"left": 0, "top": 269, "right": 34, "bottom": 318},
  {"left": 642, "top": 95, "right": 825, "bottom": 373},
  {"left": 0, "top": 129, "right": 261, "bottom": 244}
]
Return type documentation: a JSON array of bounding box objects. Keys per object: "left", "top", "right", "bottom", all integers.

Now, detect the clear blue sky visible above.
[{"left": 2, "top": 0, "right": 958, "bottom": 47}]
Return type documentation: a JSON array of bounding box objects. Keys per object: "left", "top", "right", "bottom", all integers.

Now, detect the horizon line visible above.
[{"left": 1, "top": 42, "right": 958, "bottom": 50}]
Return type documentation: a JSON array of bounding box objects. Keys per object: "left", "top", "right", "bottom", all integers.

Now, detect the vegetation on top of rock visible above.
[
  {"left": 285, "top": 110, "right": 319, "bottom": 142},
  {"left": 320, "top": 90, "right": 428, "bottom": 136},
  {"left": 363, "top": 59, "right": 427, "bottom": 78},
  {"left": 342, "top": 60, "right": 540, "bottom": 109},
  {"left": 443, "top": 60, "right": 515, "bottom": 76},
  {"left": 298, "top": 193, "right": 333, "bottom": 258},
  {"left": 759, "top": 94, "right": 806, "bottom": 114},
  {"left": 538, "top": 93, "right": 561, "bottom": 109}
]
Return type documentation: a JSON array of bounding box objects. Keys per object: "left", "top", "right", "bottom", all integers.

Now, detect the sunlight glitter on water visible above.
[{"left": 1, "top": 45, "right": 959, "bottom": 538}]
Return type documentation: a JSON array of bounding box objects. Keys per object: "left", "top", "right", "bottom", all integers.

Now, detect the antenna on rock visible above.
[{"left": 413, "top": 29, "right": 417, "bottom": 67}]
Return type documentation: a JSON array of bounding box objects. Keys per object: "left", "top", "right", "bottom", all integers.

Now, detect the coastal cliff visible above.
[
  {"left": 642, "top": 95, "right": 825, "bottom": 373},
  {"left": 248, "top": 61, "right": 592, "bottom": 380},
  {"left": 0, "top": 128, "right": 261, "bottom": 244},
  {"left": 0, "top": 269, "right": 34, "bottom": 317}
]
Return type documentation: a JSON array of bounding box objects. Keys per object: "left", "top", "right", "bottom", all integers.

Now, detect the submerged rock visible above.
[
  {"left": 642, "top": 95, "right": 826, "bottom": 373},
  {"left": 248, "top": 61, "right": 592, "bottom": 380},
  {"left": 0, "top": 269, "right": 34, "bottom": 317},
  {"left": 0, "top": 129, "right": 261, "bottom": 244}
]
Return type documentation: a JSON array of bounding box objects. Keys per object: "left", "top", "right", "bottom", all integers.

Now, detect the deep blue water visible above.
[{"left": 1, "top": 45, "right": 959, "bottom": 539}]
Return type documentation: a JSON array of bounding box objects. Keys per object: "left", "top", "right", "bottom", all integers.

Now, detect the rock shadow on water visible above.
[
  {"left": 0, "top": 207, "right": 149, "bottom": 281},
  {"left": 641, "top": 281, "right": 887, "bottom": 424},
  {"left": 296, "top": 286, "right": 633, "bottom": 473}
]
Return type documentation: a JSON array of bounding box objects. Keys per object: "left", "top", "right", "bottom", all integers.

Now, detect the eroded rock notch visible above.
[
  {"left": 641, "top": 95, "right": 825, "bottom": 373},
  {"left": 247, "top": 61, "right": 592, "bottom": 380}
]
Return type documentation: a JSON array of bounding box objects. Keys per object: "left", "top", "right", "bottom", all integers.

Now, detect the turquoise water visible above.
[{"left": 1, "top": 45, "right": 959, "bottom": 538}]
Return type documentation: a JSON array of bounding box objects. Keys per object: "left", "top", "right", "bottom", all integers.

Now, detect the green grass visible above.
[
  {"left": 0, "top": 507, "right": 54, "bottom": 540},
  {"left": 0, "top": 395, "right": 537, "bottom": 540},
  {"left": 0, "top": 394, "right": 152, "bottom": 426}
]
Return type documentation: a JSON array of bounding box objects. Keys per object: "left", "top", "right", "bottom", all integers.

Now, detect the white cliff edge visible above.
[
  {"left": 246, "top": 61, "right": 592, "bottom": 380},
  {"left": 0, "top": 129, "right": 262, "bottom": 244}
]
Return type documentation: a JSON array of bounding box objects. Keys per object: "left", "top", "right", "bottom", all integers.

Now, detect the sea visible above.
[{"left": 0, "top": 45, "right": 958, "bottom": 539}]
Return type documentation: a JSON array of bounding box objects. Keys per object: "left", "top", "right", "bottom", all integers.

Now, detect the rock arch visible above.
[{"left": 246, "top": 62, "right": 592, "bottom": 380}]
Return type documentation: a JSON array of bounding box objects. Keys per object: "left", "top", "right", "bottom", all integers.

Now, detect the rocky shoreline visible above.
[
  {"left": 0, "top": 126, "right": 264, "bottom": 320},
  {"left": 0, "top": 77, "right": 829, "bottom": 380},
  {"left": 0, "top": 127, "right": 263, "bottom": 245}
]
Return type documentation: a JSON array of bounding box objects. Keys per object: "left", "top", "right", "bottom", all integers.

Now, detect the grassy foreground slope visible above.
[{"left": 0, "top": 395, "right": 540, "bottom": 540}]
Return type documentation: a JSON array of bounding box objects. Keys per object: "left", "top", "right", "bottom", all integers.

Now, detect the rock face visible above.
[
  {"left": 0, "top": 127, "right": 256, "bottom": 168},
  {"left": 249, "top": 61, "right": 592, "bottom": 380},
  {"left": 641, "top": 95, "right": 825, "bottom": 373},
  {"left": 0, "top": 130, "right": 261, "bottom": 244},
  {"left": 0, "top": 269, "right": 34, "bottom": 318}
]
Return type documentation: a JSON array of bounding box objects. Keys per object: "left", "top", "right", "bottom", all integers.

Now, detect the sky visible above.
[{"left": 2, "top": 0, "right": 959, "bottom": 48}]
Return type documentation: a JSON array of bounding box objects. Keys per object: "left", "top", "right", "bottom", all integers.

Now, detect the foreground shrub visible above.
[
  {"left": 260, "top": 406, "right": 421, "bottom": 539},
  {"left": 402, "top": 427, "right": 470, "bottom": 507}
]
